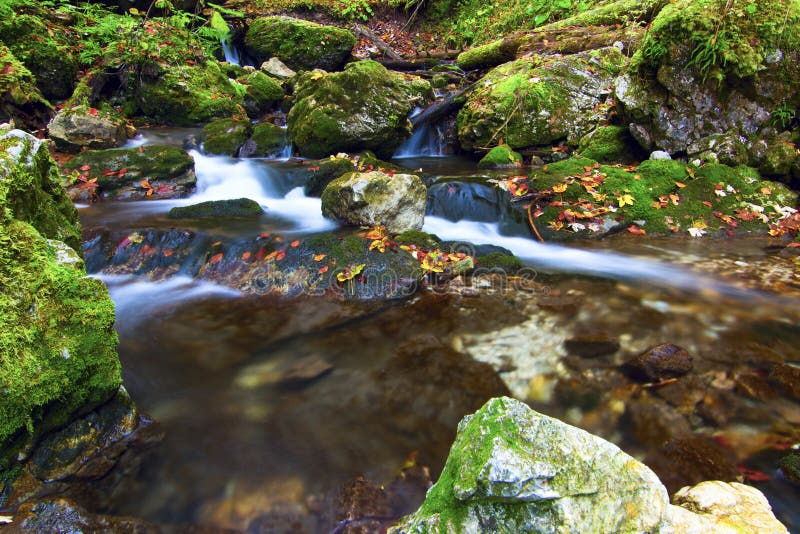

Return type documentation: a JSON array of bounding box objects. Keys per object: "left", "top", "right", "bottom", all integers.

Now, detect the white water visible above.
[
  {"left": 423, "top": 216, "right": 765, "bottom": 299},
  {"left": 394, "top": 122, "right": 447, "bottom": 158},
  {"left": 221, "top": 36, "right": 241, "bottom": 66}
]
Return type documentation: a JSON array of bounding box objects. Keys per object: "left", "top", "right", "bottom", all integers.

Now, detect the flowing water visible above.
[{"left": 79, "top": 129, "right": 800, "bottom": 531}]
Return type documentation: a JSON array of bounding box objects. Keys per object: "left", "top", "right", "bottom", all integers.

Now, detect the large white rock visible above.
[{"left": 321, "top": 170, "right": 426, "bottom": 233}]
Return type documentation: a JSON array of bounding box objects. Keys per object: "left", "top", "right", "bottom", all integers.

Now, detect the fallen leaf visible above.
[
  {"left": 209, "top": 252, "right": 223, "bottom": 265},
  {"left": 87, "top": 107, "right": 99, "bottom": 116},
  {"left": 627, "top": 225, "right": 646, "bottom": 235},
  {"left": 314, "top": 254, "right": 327, "bottom": 261},
  {"left": 291, "top": 240, "right": 300, "bottom": 248},
  {"left": 675, "top": 181, "right": 686, "bottom": 188},
  {"left": 80, "top": 164, "right": 91, "bottom": 171},
  {"left": 319, "top": 265, "right": 329, "bottom": 274},
  {"left": 163, "top": 249, "right": 173, "bottom": 257},
  {"left": 242, "top": 251, "right": 252, "bottom": 260}
]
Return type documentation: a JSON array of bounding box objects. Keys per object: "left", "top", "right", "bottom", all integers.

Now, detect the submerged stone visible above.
[{"left": 624, "top": 343, "right": 693, "bottom": 382}]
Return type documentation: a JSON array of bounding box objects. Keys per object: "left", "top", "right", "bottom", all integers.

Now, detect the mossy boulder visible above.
[
  {"left": 0, "top": 125, "right": 121, "bottom": 475},
  {"left": 475, "top": 252, "right": 523, "bottom": 272},
  {"left": 244, "top": 122, "right": 287, "bottom": 158},
  {"left": 478, "top": 144, "right": 523, "bottom": 169},
  {"left": 287, "top": 60, "right": 432, "bottom": 159},
  {"left": 62, "top": 145, "right": 196, "bottom": 201},
  {"left": 244, "top": 16, "right": 356, "bottom": 72},
  {"left": 136, "top": 61, "right": 244, "bottom": 125},
  {"left": 321, "top": 170, "right": 427, "bottom": 233},
  {"left": 456, "top": 37, "right": 522, "bottom": 71},
  {"left": 0, "top": 43, "right": 53, "bottom": 131},
  {"left": 201, "top": 118, "right": 252, "bottom": 156},
  {"left": 240, "top": 70, "right": 284, "bottom": 117},
  {"left": 48, "top": 106, "right": 131, "bottom": 153},
  {"left": 619, "top": 0, "right": 800, "bottom": 154},
  {"left": 391, "top": 397, "right": 669, "bottom": 533},
  {"left": 458, "top": 47, "right": 627, "bottom": 152},
  {"left": 0, "top": 12, "right": 78, "bottom": 100},
  {"left": 168, "top": 198, "right": 263, "bottom": 219},
  {"left": 578, "top": 125, "right": 643, "bottom": 163},
  {"left": 686, "top": 132, "right": 750, "bottom": 167}
]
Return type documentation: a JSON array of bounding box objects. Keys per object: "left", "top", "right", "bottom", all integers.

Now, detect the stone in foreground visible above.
[
  {"left": 391, "top": 396, "right": 668, "bottom": 533},
  {"left": 321, "top": 171, "right": 426, "bottom": 233}
]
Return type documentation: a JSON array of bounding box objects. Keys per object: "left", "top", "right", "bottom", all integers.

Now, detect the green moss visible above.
[
  {"left": 136, "top": 61, "right": 244, "bottom": 125},
  {"left": 578, "top": 126, "right": 642, "bottom": 163},
  {"left": 457, "top": 38, "right": 521, "bottom": 71},
  {"left": 244, "top": 16, "right": 356, "bottom": 72},
  {"left": 0, "top": 43, "right": 52, "bottom": 126},
  {"left": 475, "top": 252, "right": 523, "bottom": 272},
  {"left": 778, "top": 451, "right": 800, "bottom": 483},
  {"left": 305, "top": 233, "right": 367, "bottom": 264},
  {"left": 249, "top": 122, "right": 287, "bottom": 158},
  {"left": 479, "top": 144, "right": 524, "bottom": 169},
  {"left": 241, "top": 70, "right": 284, "bottom": 116},
  {"left": 202, "top": 118, "right": 252, "bottom": 156},
  {"left": 168, "top": 198, "right": 263, "bottom": 219},
  {"left": 395, "top": 229, "right": 441, "bottom": 249}
]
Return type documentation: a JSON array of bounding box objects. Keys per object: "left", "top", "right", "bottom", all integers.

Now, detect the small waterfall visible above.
[
  {"left": 394, "top": 122, "right": 447, "bottom": 158},
  {"left": 278, "top": 141, "right": 293, "bottom": 160},
  {"left": 221, "top": 35, "right": 241, "bottom": 66}
]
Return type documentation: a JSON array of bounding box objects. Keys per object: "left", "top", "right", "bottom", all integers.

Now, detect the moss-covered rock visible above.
[
  {"left": 245, "top": 16, "right": 356, "bottom": 72},
  {"left": 0, "top": 125, "right": 121, "bottom": 475},
  {"left": 287, "top": 60, "right": 432, "bottom": 159},
  {"left": 201, "top": 117, "right": 252, "bottom": 156},
  {"left": 0, "top": 13, "right": 78, "bottom": 100},
  {"left": 475, "top": 252, "right": 523, "bottom": 272},
  {"left": 168, "top": 198, "right": 263, "bottom": 219},
  {"left": 458, "top": 47, "right": 627, "bottom": 152},
  {"left": 48, "top": 106, "right": 130, "bottom": 153},
  {"left": 62, "top": 145, "right": 196, "bottom": 201},
  {"left": 686, "top": 132, "right": 750, "bottom": 167},
  {"left": 578, "top": 125, "right": 642, "bottom": 163},
  {"left": 240, "top": 70, "right": 284, "bottom": 117},
  {"left": 321, "top": 170, "right": 427, "bottom": 233},
  {"left": 620, "top": 0, "right": 800, "bottom": 154},
  {"left": 245, "top": 122, "right": 287, "bottom": 158},
  {"left": 0, "top": 43, "right": 53, "bottom": 131},
  {"left": 478, "top": 144, "right": 523, "bottom": 168},
  {"left": 390, "top": 397, "right": 669, "bottom": 533},
  {"left": 136, "top": 61, "right": 244, "bottom": 125}
]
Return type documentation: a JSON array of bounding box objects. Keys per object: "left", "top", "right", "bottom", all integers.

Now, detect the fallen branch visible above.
[
  {"left": 527, "top": 204, "right": 545, "bottom": 243},
  {"left": 353, "top": 23, "right": 403, "bottom": 60}
]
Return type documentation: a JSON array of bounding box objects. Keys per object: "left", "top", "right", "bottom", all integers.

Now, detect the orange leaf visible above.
[
  {"left": 258, "top": 232, "right": 272, "bottom": 239},
  {"left": 242, "top": 251, "right": 252, "bottom": 260},
  {"left": 675, "top": 181, "right": 686, "bottom": 188},
  {"left": 627, "top": 225, "right": 646, "bottom": 235},
  {"left": 163, "top": 249, "right": 173, "bottom": 257},
  {"left": 313, "top": 254, "right": 327, "bottom": 261},
  {"left": 80, "top": 164, "right": 91, "bottom": 171},
  {"left": 318, "top": 265, "right": 329, "bottom": 274},
  {"left": 275, "top": 249, "right": 286, "bottom": 261},
  {"left": 264, "top": 251, "right": 278, "bottom": 261},
  {"left": 291, "top": 240, "right": 300, "bottom": 248},
  {"left": 87, "top": 107, "right": 99, "bottom": 116},
  {"left": 702, "top": 201, "right": 713, "bottom": 207},
  {"left": 209, "top": 252, "right": 223, "bottom": 265}
]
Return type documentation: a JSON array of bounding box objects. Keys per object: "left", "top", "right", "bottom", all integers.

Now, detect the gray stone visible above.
[
  {"left": 321, "top": 171, "right": 426, "bottom": 233},
  {"left": 48, "top": 106, "right": 131, "bottom": 153},
  {"left": 650, "top": 150, "right": 672, "bottom": 160},
  {"left": 261, "top": 57, "right": 296, "bottom": 80}
]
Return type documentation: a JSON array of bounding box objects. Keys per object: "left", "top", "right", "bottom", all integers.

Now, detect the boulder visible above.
[
  {"left": 392, "top": 397, "right": 789, "bottom": 534},
  {"left": 240, "top": 70, "right": 285, "bottom": 116},
  {"left": 244, "top": 122, "right": 287, "bottom": 158},
  {"left": 578, "top": 125, "right": 644, "bottom": 163},
  {"left": 62, "top": 145, "right": 196, "bottom": 201},
  {"left": 618, "top": 0, "right": 800, "bottom": 154},
  {"left": 0, "top": 125, "right": 121, "bottom": 474},
  {"left": 478, "top": 144, "right": 523, "bottom": 169},
  {"left": 201, "top": 117, "right": 252, "bottom": 156},
  {"left": 457, "top": 47, "right": 627, "bottom": 152},
  {"left": 391, "top": 397, "right": 669, "bottom": 533},
  {"left": 287, "top": 60, "right": 432, "bottom": 158},
  {"left": 48, "top": 106, "right": 130, "bottom": 153},
  {"left": 321, "top": 171, "right": 426, "bottom": 233},
  {"left": 136, "top": 61, "right": 244, "bottom": 125},
  {"left": 0, "top": 44, "right": 53, "bottom": 131},
  {"left": 168, "top": 198, "right": 263, "bottom": 219},
  {"left": 686, "top": 132, "right": 750, "bottom": 167},
  {"left": 245, "top": 16, "right": 356, "bottom": 72}
]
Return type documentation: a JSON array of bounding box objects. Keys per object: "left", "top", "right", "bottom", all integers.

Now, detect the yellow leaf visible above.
[
  {"left": 313, "top": 254, "right": 326, "bottom": 262},
  {"left": 617, "top": 193, "right": 635, "bottom": 207},
  {"left": 369, "top": 239, "right": 386, "bottom": 253},
  {"left": 552, "top": 183, "right": 568, "bottom": 193}
]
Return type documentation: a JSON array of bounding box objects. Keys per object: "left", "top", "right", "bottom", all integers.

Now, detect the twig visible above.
[
  {"left": 353, "top": 23, "right": 403, "bottom": 60},
  {"left": 527, "top": 204, "right": 544, "bottom": 243}
]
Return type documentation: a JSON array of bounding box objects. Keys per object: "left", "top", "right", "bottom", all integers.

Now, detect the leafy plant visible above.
[{"left": 771, "top": 101, "right": 796, "bottom": 129}]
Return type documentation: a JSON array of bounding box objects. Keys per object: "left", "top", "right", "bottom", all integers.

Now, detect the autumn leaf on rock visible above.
[
  {"left": 209, "top": 252, "right": 223, "bottom": 265},
  {"left": 290, "top": 240, "right": 300, "bottom": 248},
  {"left": 313, "top": 254, "right": 327, "bottom": 262},
  {"left": 337, "top": 263, "right": 365, "bottom": 282},
  {"left": 319, "top": 265, "right": 329, "bottom": 274},
  {"left": 627, "top": 225, "right": 646, "bottom": 235}
]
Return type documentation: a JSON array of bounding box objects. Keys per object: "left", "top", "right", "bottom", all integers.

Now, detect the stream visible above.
[{"left": 77, "top": 129, "right": 800, "bottom": 531}]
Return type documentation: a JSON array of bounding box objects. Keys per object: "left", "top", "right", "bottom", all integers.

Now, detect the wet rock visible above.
[
  {"left": 644, "top": 437, "right": 741, "bottom": 495},
  {"left": 168, "top": 198, "right": 264, "bottom": 219},
  {"left": 477, "top": 144, "right": 523, "bottom": 169},
  {"left": 391, "top": 397, "right": 669, "bottom": 533},
  {"left": 666, "top": 481, "right": 789, "bottom": 534},
  {"left": 458, "top": 47, "right": 627, "bottom": 151},
  {"left": 62, "top": 145, "right": 196, "bottom": 201},
  {"left": 278, "top": 355, "right": 334, "bottom": 388},
  {"left": 198, "top": 477, "right": 305, "bottom": 531},
  {"left": 261, "top": 57, "right": 296, "bottom": 80},
  {"left": 48, "top": 106, "right": 131, "bottom": 153},
  {"left": 735, "top": 371, "right": 777, "bottom": 402},
  {"left": 241, "top": 70, "right": 284, "bottom": 117},
  {"left": 4, "top": 498, "right": 161, "bottom": 533},
  {"left": 287, "top": 60, "right": 432, "bottom": 158},
  {"left": 623, "top": 343, "right": 693, "bottom": 382},
  {"left": 201, "top": 117, "right": 252, "bottom": 156},
  {"left": 245, "top": 16, "right": 356, "bottom": 72},
  {"left": 300, "top": 152, "right": 408, "bottom": 197},
  {"left": 0, "top": 44, "right": 53, "bottom": 130},
  {"left": 652, "top": 374, "right": 707, "bottom": 414},
  {"left": 0, "top": 125, "right": 120, "bottom": 473},
  {"left": 778, "top": 450, "right": 800, "bottom": 483},
  {"left": 769, "top": 363, "right": 800, "bottom": 401},
  {"left": 247, "top": 508, "right": 310, "bottom": 534},
  {"left": 321, "top": 171, "right": 426, "bottom": 233},
  {"left": 245, "top": 122, "right": 287, "bottom": 158},
  {"left": 564, "top": 332, "right": 620, "bottom": 358},
  {"left": 627, "top": 397, "right": 692, "bottom": 447}
]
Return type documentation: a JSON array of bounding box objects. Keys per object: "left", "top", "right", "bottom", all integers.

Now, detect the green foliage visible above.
[
  {"left": 335, "top": 0, "right": 375, "bottom": 20},
  {"left": 770, "top": 101, "right": 796, "bottom": 129}
]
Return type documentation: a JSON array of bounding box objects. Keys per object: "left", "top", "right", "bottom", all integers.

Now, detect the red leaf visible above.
[
  {"left": 242, "top": 251, "right": 251, "bottom": 260},
  {"left": 163, "top": 249, "right": 173, "bottom": 257},
  {"left": 275, "top": 249, "right": 286, "bottom": 261},
  {"left": 737, "top": 466, "right": 770, "bottom": 482},
  {"left": 118, "top": 237, "right": 131, "bottom": 248},
  {"left": 87, "top": 107, "right": 99, "bottom": 116},
  {"left": 786, "top": 242, "right": 800, "bottom": 248},
  {"left": 627, "top": 225, "right": 646, "bottom": 235},
  {"left": 102, "top": 169, "right": 116, "bottom": 176},
  {"left": 255, "top": 247, "right": 266, "bottom": 260},
  {"left": 702, "top": 201, "right": 713, "bottom": 207},
  {"left": 291, "top": 240, "right": 300, "bottom": 248},
  {"left": 80, "top": 164, "right": 91, "bottom": 171},
  {"left": 209, "top": 252, "right": 223, "bottom": 265},
  {"left": 318, "top": 265, "right": 329, "bottom": 274}
]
